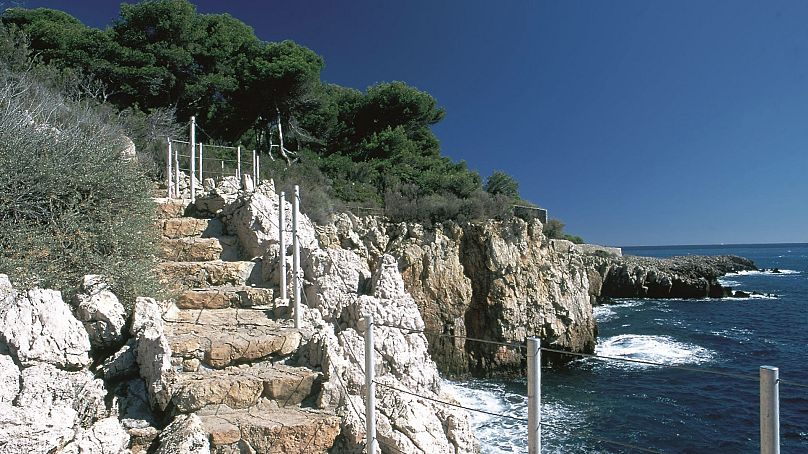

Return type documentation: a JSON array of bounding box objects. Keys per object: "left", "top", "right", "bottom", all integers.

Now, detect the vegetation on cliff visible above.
[
  {"left": 0, "top": 2, "right": 547, "bottom": 224},
  {"left": 0, "top": 26, "right": 159, "bottom": 305}
]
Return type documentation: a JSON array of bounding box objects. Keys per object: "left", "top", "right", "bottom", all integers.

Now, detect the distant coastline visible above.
[{"left": 622, "top": 242, "right": 808, "bottom": 250}]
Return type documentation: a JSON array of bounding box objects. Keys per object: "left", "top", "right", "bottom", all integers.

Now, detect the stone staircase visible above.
[{"left": 152, "top": 197, "right": 340, "bottom": 453}]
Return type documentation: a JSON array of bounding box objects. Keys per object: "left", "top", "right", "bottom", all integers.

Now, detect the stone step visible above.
[
  {"left": 154, "top": 198, "right": 190, "bottom": 219},
  {"left": 159, "top": 217, "right": 224, "bottom": 239},
  {"left": 177, "top": 286, "right": 275, "bottom": 309},
  {"left": 197, "top": 402, "right": 340, "bottom": 453},
  {"left": 156, "top": 260, "right": 260, "bottom": 290},
  {"left": 164, "top": 308, "right": 300, "bottom": 369},
  {"left": 171, "top": 362, "right": 320, "bottom": 413},
  {"left": 158, "top": 237, "right": 241, "bottom": 262}
]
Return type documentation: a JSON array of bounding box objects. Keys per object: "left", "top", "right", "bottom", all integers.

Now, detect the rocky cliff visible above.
[
  {"left": 586, "top": 254, "right": 757, "bottom": 301},
  {"left": 317, "top": 213, "right": 597, "bottom": 377}
]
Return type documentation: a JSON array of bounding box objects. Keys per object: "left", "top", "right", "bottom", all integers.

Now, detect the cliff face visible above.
[
  {"left": 318, "top": 214, "right": 597, "bottom": 377},
  {"left": 587, "top": 254, "right": 757, "bottom": 301}
]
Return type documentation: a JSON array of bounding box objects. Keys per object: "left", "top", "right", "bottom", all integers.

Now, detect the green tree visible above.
[{"left": 485, "top": 171, "right": 519, "bottom": 198}]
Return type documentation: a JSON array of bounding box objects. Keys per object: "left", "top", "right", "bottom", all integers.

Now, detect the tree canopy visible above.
[{"left": 0, "top": 0, "right": 566, "bottom": 228}]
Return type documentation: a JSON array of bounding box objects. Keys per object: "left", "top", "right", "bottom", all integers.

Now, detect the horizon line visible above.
[{"left": 619, "top": 241, "right": 808, "bottom": 249}]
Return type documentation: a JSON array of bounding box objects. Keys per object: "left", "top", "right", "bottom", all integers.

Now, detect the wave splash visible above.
[{"left": 595, "top": 334, "right": 713, "bottom": 368}]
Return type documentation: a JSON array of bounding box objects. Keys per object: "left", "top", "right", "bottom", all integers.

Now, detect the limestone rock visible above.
[
  {"left": 73, "top": 275, "right": 126, "bottom": 349},
  {"left": 0, "top": 354, "right": 19, "bottom": 403},
  {"left": 101, "top": 338, "right": 138, "bottom": 381},
  {"left": 130, "top": 297, "right": 162, "bottom": 335},
  {"left": 197, "top": 402, "right": 340, "bottom": 454},
  {"left": 136, "top": 325, "right": 176, "bottom": 411},
  {"left": 61, "top": 417, "right": 130, "bottom": 454},
  {"left": 155, "top": 414, "right": 210, "bottom": 454},
  {"left": 0, "top": 275, "right": 90, "bottom": 369},
  {"left": 16, "top": 363, "right": 108, "bottom": 428},
  {"left": 220, "top": 182, "right": 317, "bottom": 259},
  {"left": 592, "top": 254, "right": 757, "bottom": 300}
]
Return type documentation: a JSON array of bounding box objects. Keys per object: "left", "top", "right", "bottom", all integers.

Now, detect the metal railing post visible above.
[
  {"left": 528, "top": 338, "right": 541, "bottom": 454},
  {"left": 760, "top": 366, "right": 780, "bottom": 454},
  {"left": 279, "top": 191, "right": 287, "bottom": 304},
  {"left": 198, "top": 143, "right": 203, "bottom": 183},
  {"left": 292, "top": 185, "right": 301, "bottom": 329},
  {"left": 365, "top": 314, "right": 377, "bottom": 454},
  {"left": 237, "top": 145, "right": 241, "bottom": 180},
  {"left": 173, "top": 142, "right": 179, "bottom": 198},
  {"left": 252, "top": 149, "right": 257, "bottom": 183},
  {"left": 166, "top": 138, "right": 172, "bottom": 198},
  {"left": 189, "top": 116, "right": 196, "bottom": 203}
]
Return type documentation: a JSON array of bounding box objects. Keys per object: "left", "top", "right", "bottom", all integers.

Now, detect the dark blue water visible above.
[{"left": 448, "top": 243, "right": 808, "bottom": 453}]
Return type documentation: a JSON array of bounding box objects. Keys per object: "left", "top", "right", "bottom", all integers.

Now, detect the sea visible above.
[{"left": 446, "top": 243, "right": 808, "bottom": 453}]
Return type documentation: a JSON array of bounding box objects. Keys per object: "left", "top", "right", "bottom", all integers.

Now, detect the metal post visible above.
[
  {"left": 221, "top": 160, "right": 224, "bottom": 175},
  {"left": 173, "top": 143, "right": 179, "bottom": 198},
  {"left": 166, "top": 138, "right": 172, "bottom": 198},
  {"left": 292, "top": 185, "right": 301, "bottom": 329},
  {"left": 252, "top": 149, "right": 257, "bottom": 183},
  {"left": 189, "top": 116, "right": 196, "bottom": 203},
  {"left": 237, "top": 145, "right": 242, "bottom": 180},
  {"left": 279, "top": 191, "right": 287, "bottom": 303},
  {"left": 365, "top": 314, "right": 377, "bottom": 454},
  {"left": 527, "top": 337, "right": 541, "bottom": 454},
  {"left": 198, "top": 143, "right": 203, "bottom": 183},
  {"left": 257, "top": 154, "right": 261, "bottom": 183},
  {"left": 760, "top": 366, "right": 780, "bottom": 454}
]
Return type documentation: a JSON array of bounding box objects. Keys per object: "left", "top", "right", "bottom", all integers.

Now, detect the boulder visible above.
[
  {"left": 130, "top": 297, "right": 162, "bottom": 335},
  {"left": 220, "top": 181, "right": 317, "bottom": 259},
  {"left": 155, "top": 414, "right": 210, "bottom": 454},
  {"left": 0, "top": 274, "right": 90, "bottom": 369},
  {"left": 61, "top": 417, "right": 130, "bottom": 454},
  {"left": 73, "top": 275, "right": 127, "bottom": 349},
  {"left": 136, "top": 325, "right": 175, "bottom": 411}
]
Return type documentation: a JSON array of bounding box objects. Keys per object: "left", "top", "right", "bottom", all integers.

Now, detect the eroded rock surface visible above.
[
  {"left": 0, "top": 275, "right": 90, "bottom": 369},
  {"left": 318, "top": 213, "right": 597, "bottom": 375}
]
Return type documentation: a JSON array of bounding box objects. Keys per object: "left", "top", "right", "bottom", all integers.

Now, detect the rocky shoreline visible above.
[
  {"left": 586, "top": 253, "right": 757, "bottom": 301},
  {"left": 0, "top": 175, "right": 763, "bottom": 453}
]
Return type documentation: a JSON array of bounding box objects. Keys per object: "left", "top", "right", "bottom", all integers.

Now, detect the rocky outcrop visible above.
[
  {"left": 218, "top": 184, "right": 479, "bottom": 453},
  {"left": 73, "top": 275, "right": 127, "bottom": 350},
  {"left": 588, "top": 254, "right": 757, "bottom": 300},
  {"left": 317, "top": 213, "right": 597, "bottom": 376},
  {"left": 0, "top": 275, "right": 91, "bottom": 369},
  {"left": 0, "top": 275, "right": 128, "bottom": 454}
]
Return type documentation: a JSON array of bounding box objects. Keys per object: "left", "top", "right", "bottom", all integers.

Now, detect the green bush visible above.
[{"left": 0, "top": 69, "right": 157, "bottom": 306}]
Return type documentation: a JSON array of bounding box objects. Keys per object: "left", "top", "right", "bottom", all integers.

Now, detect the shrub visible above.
[{"left": 0, "top": 69, "right": 157, "bottom": 306}]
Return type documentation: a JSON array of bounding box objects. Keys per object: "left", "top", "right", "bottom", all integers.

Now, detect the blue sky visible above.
[{"left": 21, "top": 0, "right": 808, "bottom": 246}]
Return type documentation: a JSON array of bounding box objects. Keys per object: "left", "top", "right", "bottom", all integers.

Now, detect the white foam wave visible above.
[
  {"left": 443, "top": 379, "right": 584, "bottom": 454},
  {"left": 728, "top": 269, "right": 800, "bottom": 276},
  {"left": 727, "top": 293, "right": 778, "bottom": 300},
  {"left": 717, "top": 278, "right": 741, "bottom": 287},
  {"left": 595, "top": 334, "right": 713, "bottom": 368},
  {"left": 592, "top": 306, "right": 615, "bottom": 321}
]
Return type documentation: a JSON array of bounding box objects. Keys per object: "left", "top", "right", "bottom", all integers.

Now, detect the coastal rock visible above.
[
  {"left": 220, "top": 181, "right": 317, "bottom": 259},
  {"left": 136, "top": 325, "right": 176, "bottom": 411},
  {"left": 101, "top": 338, "right": 139, "bottom": 381},
  {"left": 0, "top": 274, "right": 91, "bottom": 369},
  {"left": 588, "top": 255, "right": 757, "bottom": 300},
  {"left": 302, "top": 250, "right": 477, "bottom": 453},
  {"left": 155, "top": 414, "right": 210, "bottom": 454},
  {"left": 61, "top": 417, "right": 130, "bottom": 454},
  {"left": 318, "top": 215, "right": 597, "bottom": 374},
  {"left": 0, "top": 354, "right": 19, "bottom": 403},
  {"left": 130, "top": 297, "right": 162, "bottom": 335},
  {"left": 73, "top": 275, "right": 127, "bottom": 350}
]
